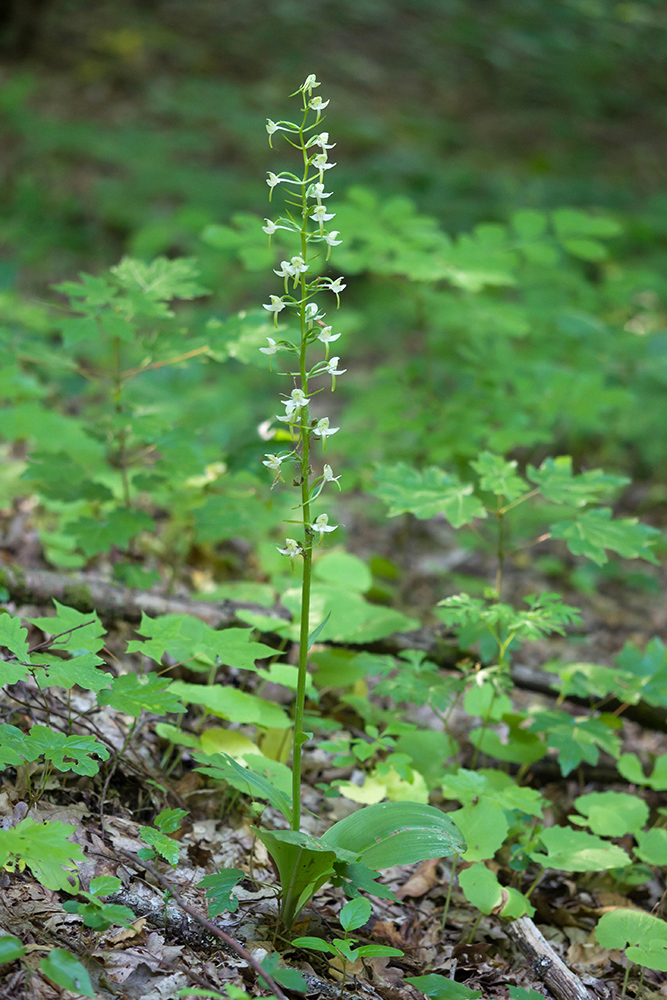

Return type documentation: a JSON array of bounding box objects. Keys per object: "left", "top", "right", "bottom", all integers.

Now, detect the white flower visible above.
[
  {"left": 306, "top": 302, "right": 324, "bottom": 321},
  {"left": 302, "top": 74, "right": 320, "bottom": 93},
  {"left": 313, "top": 132, "right": 336, "bottom": 151},
  {"left": 283, "top": 388, "right": 310, "bottom": 418},
  {"left": 323, "top": 464, "right": 341, "bottom": 484},
  {"left": 323, "top": 276, "right": 346, "bottom": 306},
  {"left": 260, "top": 337, "right": 279, "bottom": 356},
  {"left": 263, "top": 453, "right": 283, "bottom": 471},
  {"left": 312, "top": 416, "right": 339, "bottom": 438},
  {"left": 307, "top": 182, "right": 332, "bottom": 200},
  {"left": 274, "top": 260, "right": 294, "bottom": 278},
  {"left": 266, "top": 172, "right": 282, "bottom": 189},
  {"left": 289, "top": 254, "right": 309, "bottom": 275},
  {"left": 277, "top": 538, "right": 301, "bottom": 557},
  {"left": 312, "top": 205, "right": 335, "bottom": 224},
  {"left": 312, "top": 513, "right": 337, "bottom": 539},
  {"left": 263, "top": 219, "right": 279, "bottom": 235},
  {"left": 317, "top": 325, "right": 341, "bottom": 349},
  {"left": 312, "top": 153, "right": 336, "bottom": 172},
  {"left": 263, "top": 295, "right": 285, "bottom": 315},
  {"left": 324, "top": 357, "right": 346, "bottom": 386},
  {"left": 309, "top": 96, "right": 330, "bottom": 112},
  {"left": 263, "top": 295, "right": 286, "bottom": 326},
  {"left": 323, "top": 231, "right": 342, "bottom": 247}
]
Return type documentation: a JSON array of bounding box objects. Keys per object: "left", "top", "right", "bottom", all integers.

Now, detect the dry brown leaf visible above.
[{"left": 396, "top": 858, "right": 441, "bottom": 899}]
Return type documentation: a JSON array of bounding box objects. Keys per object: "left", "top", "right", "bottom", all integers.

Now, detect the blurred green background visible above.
[{"left": 2, "top": 0, "right": 666, "bottom": 288}]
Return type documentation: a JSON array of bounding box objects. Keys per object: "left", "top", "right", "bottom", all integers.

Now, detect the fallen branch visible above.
[
  {"left": 503, "top": 916, "right": 604, "bottom": 1000},
  {"left": 2, "top": 561, "right": 665, "bottom": 733}
]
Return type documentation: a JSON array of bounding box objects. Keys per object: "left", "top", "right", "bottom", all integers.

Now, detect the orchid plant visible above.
[{"left": 260, "top": 73, "right": 346, "bottom": 833}]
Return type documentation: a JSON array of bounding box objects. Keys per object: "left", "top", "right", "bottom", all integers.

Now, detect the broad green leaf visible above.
[
  {"left": 193, "top": 752, "right": 292, "bottom": 822},
  {"left": 313, "top": 550, "right": 372, "bottom": 592},
  {"left": 0, "top": 818, "right": 84, "bottom": 891},
  {"left": 550, "top": 508, "right": 659, "bottom": 566},
  {"left": 0, "top": 935, "right": 26, "bottom": 964},
  {"left": 321, "top": 800, "right": 465, "bottom": 868},
  {"left": 154, "top": 808, "right": 188, "bottom": 834},
  {"left": 32, "top": 653, "right": 111, "bottom": 693},
  {"left": 70, "top": 508, "right": 154, "bottom": 557},
  {"left": 259, "top": 953, "right": 308, "bottom": 992},
  {"left": 551, "top": 208, "right": 622, "bottom": 239},
  {"left": 530, "top": 827, "right": 630, "bottom": 872},
  {"left": 527, "top": 456, "right": 628, "bottom": 507},
  {"left": 127, "top": 615, "right": 274, "bottom": 670},
  {"left": 198, "top": 869, "right": 245, "bottom": 916},
  {"left": 459, "top": 862, "right": 535, "bottom": 918},
  {"left": 40, "top": 949, "right": 94, "bottom": 996},
  {"left": 282, "top": 584, "right": 418, "bottom": 645},
  {"left": 169, "top": 680, "right": 289, "bottom": 728},
  {"left": 511, "top": 210, "right": 548, "bottom": 239},
  {"left": 449, "top": 801, "right": 509, "bottom": 862},
  {"left": 0, "top": 613, "right": 29, "bottom": 661},
  {"left": 254, "top": 828, "right": 342, "bottom": 928},
  {"left": 561, "top": 238, "right": 608, "bottom": 261},
  {"left": 634, "top": 829, "right": 667, "bottom": 866},
  {"left": 509, "top": 988, "right": 547, "bottom": 1000},
  {"left": 468, "top": 718, "right": 547, "bottom": 766},
  {"left": 372, "top": 463, "right": 486, "bottom": 526},
  {"left": 572, "top": 792, "right": 649, "bottom": 837},
  {"left": 340, "top": 896, "right": 372, "bottom": 931},
  {"left": 89, "top": 875, "right": 122, "bottom": 896},
  {"left": 471, "top": 451, "right": 526, "bottom": 501},
  {"left": 0, "top": 660, "right": 29, "bottom": 686},
  {"left": 618, "top": 752, "right": 667, "bottom": 791},
  {"left": 97, "top": 672, "right": 185, "bottom": 717},
  {"left": 406, "top": 974, "right": 483, "bottom": 1000},
  {"left": 595, "top": 909, "right": 667, "bottom": 972}
]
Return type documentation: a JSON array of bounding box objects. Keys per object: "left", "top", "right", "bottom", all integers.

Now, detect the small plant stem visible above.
[
  {"left": 470, "top": 683, "right": 497, "bottom": 769},
  {"left": 621, "top": 960, "right": 631, "bottom": 997},
  {"left": 524, "top": 869, "right": 544, "bottom": 898},
  {"left": 441, "top": 856, "right": 458, "bottom": 928},
  {"left": 467, "top": 910, "right": 483, "bottom": 945},
  {"left": 112, "top": 335, "right": 131, "bottom": 508},
  {"left": 495, "top": 498, "right": 504, "bottom": 596},
  {"left": 637, "top": 966, "right": 645, "bottom": 999}
]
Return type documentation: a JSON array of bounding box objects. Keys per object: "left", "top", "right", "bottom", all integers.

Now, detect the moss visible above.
[{"left": 61, "top": 582, "right": 94, "bottom": 612}]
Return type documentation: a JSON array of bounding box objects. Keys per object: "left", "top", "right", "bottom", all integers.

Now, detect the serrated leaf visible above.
[
  {"left": 529, "top": 710, "right": 621, "bottom": 775},
  {"left": 531, "top": 827, "right": 630, "bottom": 872},
  {"left": 0, "top": 613, "right": 29, "bottom": 660},
  {"left": 527, "top": 456, "right": 628, "bottom": 506},
  {"left": 111, "top": 256, "right": 208, "bottom": 302},
  {"left": 372, "top": 463, "right": 486, "bottom": 526},
  {"left": 127, "top": 614, "right": 274, "bottom": 670},
  {"left": 0, "top": 818, "right": 84, "bottom": 891},
  {"left": 471, "top": 451, "right": 526, "bottom": 501},
  {"left": 70, "top": 508, "right": 154, "bottom": 557},
  {"left": 139, "top": 826, "right": 180, "bottom": 866},
  {"left": 30, "top": 601, "right": 105, "bottom": 654},
  {"left": 25, "top": 725, "right": 110, "bottom": 775},
  {"left": 198, "top": 868, "right": 245, "bottom": 916},
  {"left": 551, "top": 508, "right": 659, "bottom": 566},
  {"left": 33, "top": 653, "right": 111, "bottom": 693},
  {"left": 97, "top": 672, "right": 185, "bottom": 717}
]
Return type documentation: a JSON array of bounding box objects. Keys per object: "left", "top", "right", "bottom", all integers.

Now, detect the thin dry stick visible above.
[{"left": 109, "top": 845, "right": 289, "bottom": 1000}]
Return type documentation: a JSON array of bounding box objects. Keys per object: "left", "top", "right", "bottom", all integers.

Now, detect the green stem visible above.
[
  {"left": 441, "top": 855, "right": 458, "bottom": 929},
  {"left": 112, "top": 336, "right": 131, "bottom": 508},
  {"left": 291, "top": 132, "right": 313, "bottom": 834}
]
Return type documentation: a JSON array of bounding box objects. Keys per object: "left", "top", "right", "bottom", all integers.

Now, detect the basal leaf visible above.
[
  {"left": 372, "top": 463, "right": 486, "bottom": 526},
  {"left": 449, "top": 801, "right": 509, "bottom": 862},
  {"left": 254, "top": 828, "right": 342, "bottom": 928},
  {"left": 40, "top": 949, "right": 94, "bottom": 997},
  {"left": 550, "top": 508, "right": 659, "bottom": 566},
  {"left": 572, "top": 791, "right": 649, "bottom": 837},
  {"left": 321, "top": 800, "right": 465, "bottom": 869},
  {"left": 634, "top": 828, "right": 667, "bottom": 866},
  {"left": 406, "top": 974, "right": 483, "bottom": 1000},
  {"left": 193, "top": 752, "right": 292, "bottom": 822},
  {"left": 0, "top": 935, "right": 26, "bottom": 964}
]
